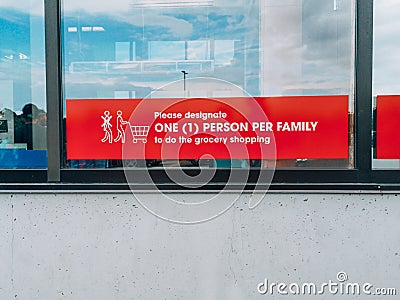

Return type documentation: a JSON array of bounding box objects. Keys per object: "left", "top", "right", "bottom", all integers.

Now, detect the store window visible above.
[
  {"left": 0, "top": 0, "right": 47, "bottom": 169},
  {"left": 62, "top": 0, "right": 355, "bottom": 170},
  {"left": 260, "top": 0, "right": 355, "bottom": 168},
  {"left": 373, "top": 0, "right": 400, "bottom": 169}
]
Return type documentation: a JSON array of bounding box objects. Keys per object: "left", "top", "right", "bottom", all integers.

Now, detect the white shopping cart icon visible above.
[{"left": 130, "top": 125, "right": 150, "bottom": 143}]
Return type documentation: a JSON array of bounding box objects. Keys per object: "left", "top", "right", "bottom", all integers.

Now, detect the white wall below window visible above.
[{"left": 0, "top": 192, "right": 399, "bottom": 299}]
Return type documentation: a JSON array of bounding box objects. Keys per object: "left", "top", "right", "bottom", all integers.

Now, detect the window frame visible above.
[{"left": 6, "top": 0, "right": 398, "bottom": 189}]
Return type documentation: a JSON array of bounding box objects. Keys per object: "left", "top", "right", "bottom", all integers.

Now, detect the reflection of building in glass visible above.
[{"left": 64, "top": 0, "right": 354, "bottom": 100}]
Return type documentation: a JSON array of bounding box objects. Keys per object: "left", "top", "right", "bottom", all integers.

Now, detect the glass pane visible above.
[
  {"left": 260, "top": 0, "right": 355, "bottom": 168},
  {"left": 187, "top": 41, "right": 210, "bottom": 60},
  {"left": 149, "top": 41, "right": 185, "bottom": 60},
  {"left": 115, "top": 42, "right": 131, "bottom": 61},
  {"left": 0, "top": 0, "right": 47, "bottom": 169},
  {"left": 372, "top": 0, "right": 400, "bottom": 169},
  {"left": 214, "top": 40, "right": 235, "bottom": 65},
  {"left": 62, "top": 0, "right": 354, "bottom": 169}
]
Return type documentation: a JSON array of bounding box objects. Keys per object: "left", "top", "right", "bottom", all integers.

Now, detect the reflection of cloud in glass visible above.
[
  {"left": 187, "top": 41, "right": 210, "bottom": 60},
  {"left": 0, "top": 2, "right": 46, "bottom": 110},
  {"left": 214, "top": 40, "right": 234, "bottom": 66},
  {"left": 115, "top": 42, "right": 132, "bottom": 61},
  {"left": 63, "top": 0, "right": 131, "bottom": 13},
  {"left": 149, "top": 41, "right": 185, "bottom": 60},
  {"left": 117, "top": 12, "right": 194, "bottom": 39},
  {"left": 0, "top": 62, "right": 46, "bottom": 110},
  {"left": 62, "top": 0, "right": 247, "bottom": 13},
  {"left": 0, "top": 0, "right": 43, "bottom": 15},
  {"left": 261, "top": 0, "right": 354, "bottom": 96},
  {"left": 62, "top": 0, "right": 356, "bottom": 99},
  {"left": 373, "top": 0, "right": 400, "bottom": 95}
]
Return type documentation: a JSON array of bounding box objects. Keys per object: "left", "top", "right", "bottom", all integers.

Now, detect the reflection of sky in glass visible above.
[
  {"left": 149, "top": 41, "right": 186, "bottom": 60},
  {"left": 373, "top": 0, "right": 400, "bottom": 96},
  {"left": 0, "top": 2, "right": 46, "bottom": 112},
  {"left": 62, "top": 3, "right": 257, "bottom": 98},
  {"left": 115, "top": 42, "right": 131, "bottom": 61},
  {"left": 187, "top": 40, "right": 210, "bottom": 60},
  {"left": 0, "top": 0, "right": 356, "bottom": 103},
  {"left": 60, "top": 0, "right": 355, "bottom": 99},
  {"left": 262, "top": 0, "right": 355, "bottom": 96},
  {"left": 214, "top": 40, "right": 234, "bottom": 65}
]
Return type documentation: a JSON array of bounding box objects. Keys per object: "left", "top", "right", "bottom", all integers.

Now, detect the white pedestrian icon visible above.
[
  {"left": 101, "top": 110, "right": 113, "bottom": 143},
  {"left": 114, "top": 110, "right": 128, "bottom": 143}
]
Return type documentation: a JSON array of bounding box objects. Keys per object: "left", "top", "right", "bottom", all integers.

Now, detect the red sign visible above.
[
  {"left": 66, "top": 96, "right": 349, "bottom": 160},
  {"left": 377, "top": 95, "right": 400, "bottom": 158}
]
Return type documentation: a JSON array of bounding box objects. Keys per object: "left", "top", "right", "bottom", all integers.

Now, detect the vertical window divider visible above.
[
  {"left": 45, "top": 0, "right": 62, "bottom": 182},
  {"left": 355, "top": 0, "right": 374, "bottom": 182}
]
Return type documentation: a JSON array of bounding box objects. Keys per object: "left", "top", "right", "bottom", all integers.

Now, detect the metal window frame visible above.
[
  {"left": 45, "top": 0, "right": 62, "bottom": 182},
  {"left": 6, "top": 0, "right": 396, "bottom": 190}
]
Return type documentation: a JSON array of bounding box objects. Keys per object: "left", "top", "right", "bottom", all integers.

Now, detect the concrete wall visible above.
[{"left": 0, "top": 192, "right": 399, "bottom": 299}]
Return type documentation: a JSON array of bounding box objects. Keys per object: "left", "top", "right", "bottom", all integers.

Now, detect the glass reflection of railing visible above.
[{"left": 69, "top": 60, "right": 214, "bottom": 73}]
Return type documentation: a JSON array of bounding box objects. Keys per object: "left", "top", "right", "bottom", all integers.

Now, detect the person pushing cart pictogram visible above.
[
  {"left": 114, "top": 110, "right": 128, "bottom": 143},
  {"left": 101, "top": 110, "right": 113, "bottom": 143}
]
